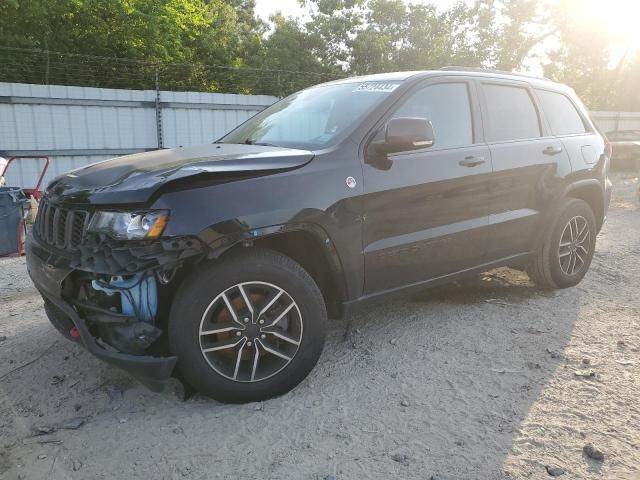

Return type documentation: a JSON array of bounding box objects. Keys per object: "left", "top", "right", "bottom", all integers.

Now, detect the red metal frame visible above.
[{"left": 2, "top": 155, "right": 50, "bottom": 201}]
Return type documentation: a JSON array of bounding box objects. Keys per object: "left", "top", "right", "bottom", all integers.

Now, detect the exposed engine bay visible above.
[
  {"left": 69, "top": 271, "right": 161, "bottom": 354},
  {"left": 61, "top": 236, "right": 205, "bottom": 356}
]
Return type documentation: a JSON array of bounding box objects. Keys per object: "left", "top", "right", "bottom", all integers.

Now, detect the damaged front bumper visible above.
[{"left": 25, "top": 233, "right": 195, "bottom": 392}]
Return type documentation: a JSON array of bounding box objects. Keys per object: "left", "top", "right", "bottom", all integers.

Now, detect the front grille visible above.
[{"left": 35, "top": 199, "right": 90, "bottom": 250}]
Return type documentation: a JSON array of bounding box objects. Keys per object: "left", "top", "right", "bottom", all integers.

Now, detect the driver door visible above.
[{"left": 362, "top": 79, "right": 492, "bottom": 295}]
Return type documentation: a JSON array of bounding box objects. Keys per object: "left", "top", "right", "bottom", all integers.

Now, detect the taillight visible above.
[{"left": 605, "top": 140, "right": 613, "bottom": 159}]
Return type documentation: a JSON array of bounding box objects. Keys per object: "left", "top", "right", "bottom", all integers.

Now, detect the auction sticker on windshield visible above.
[{"left": 353, "top": 83, "right": 400, "bottom": 93}]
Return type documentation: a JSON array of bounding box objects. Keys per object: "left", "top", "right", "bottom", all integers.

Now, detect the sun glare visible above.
[{"left": 569, "top": 0, "right": 640, "bottom": 51}]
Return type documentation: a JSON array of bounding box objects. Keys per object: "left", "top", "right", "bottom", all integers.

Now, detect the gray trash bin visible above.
[{"left": 0, "top": 187, "right": 27, "bottom": 256}]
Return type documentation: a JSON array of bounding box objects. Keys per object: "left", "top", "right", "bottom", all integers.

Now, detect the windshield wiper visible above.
[{"left": 243, "top": 139, "right": 278, "bottom": 147}]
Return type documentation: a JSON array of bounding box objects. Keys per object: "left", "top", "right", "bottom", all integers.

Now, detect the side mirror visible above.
[{"left": 383, "top": 117, "right": 435, "bottom": 154}]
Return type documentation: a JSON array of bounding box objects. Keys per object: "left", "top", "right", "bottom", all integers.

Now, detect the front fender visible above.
[
  {"left": 151, "top": 146, "right": 365, "bottom": 302},
  {"left": 197, "top": 219, "right": 351, "bottom": 304}
]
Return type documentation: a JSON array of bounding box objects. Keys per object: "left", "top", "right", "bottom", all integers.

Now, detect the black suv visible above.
[{"left": 27, "top": 69, "right": 612, "bottom": 403}]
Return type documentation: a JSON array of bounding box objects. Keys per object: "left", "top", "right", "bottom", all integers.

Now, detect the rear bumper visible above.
[{"left": 25, "top": 235, "right": 177, "bottom": 392}]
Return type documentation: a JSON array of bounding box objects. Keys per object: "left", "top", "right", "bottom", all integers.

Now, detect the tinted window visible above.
[
  {"left": 536, "top": 90, "right": 587, "bottom": 136},
  {"left": 393, "top": 83, "right": 473, "bottom": 149},
  {"left": 483, "top": 84, "right": 541, "bottom": 142}
]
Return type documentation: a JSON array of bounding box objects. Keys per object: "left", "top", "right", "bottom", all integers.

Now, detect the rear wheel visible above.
[
  {"left": 527, "top": 198, "right": 597, "bottom": 289},
  {"left": 169, "top": 249, "right": 327, "bottom": 403}
]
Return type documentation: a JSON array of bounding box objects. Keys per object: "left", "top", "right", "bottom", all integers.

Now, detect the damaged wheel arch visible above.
[{"left": 199, "top": 221, "right": 349, "bottom": 319}]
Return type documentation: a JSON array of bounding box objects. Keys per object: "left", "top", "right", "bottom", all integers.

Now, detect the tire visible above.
[
  {"left": 527, "top": 198, "right": 597, "bottom": 289},
  {"left": 169, "top": 248, "right": 327, "bottom": 403}
]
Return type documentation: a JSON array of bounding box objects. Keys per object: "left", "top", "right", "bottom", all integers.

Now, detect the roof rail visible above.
[{"left": 439, "top": 66, "right": 553, "bottom": 82}]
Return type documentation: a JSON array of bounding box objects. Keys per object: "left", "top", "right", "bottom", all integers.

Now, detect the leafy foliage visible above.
[{"left": 0, "top": 0, "right": 638, "bottom": 109}]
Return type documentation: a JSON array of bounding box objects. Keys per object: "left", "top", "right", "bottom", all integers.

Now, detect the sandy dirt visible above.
[{"left": 1, "top": 174, "right": 639, "bottom": 480}]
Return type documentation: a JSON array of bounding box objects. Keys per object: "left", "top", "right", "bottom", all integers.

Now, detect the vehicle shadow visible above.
[
  {"left": 327, "top": 266, "right": 582, "bottom": 478},
  {"left": 411, "top": 267, "right": 557, "bottom": 305}
]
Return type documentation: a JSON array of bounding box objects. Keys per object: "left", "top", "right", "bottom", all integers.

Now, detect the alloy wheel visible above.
[
  {"left": 198, "top": 281, "right": 303, "bottom": 382},
  {"left": 558, "top": 215, "right": 591, "bottom": 276}
]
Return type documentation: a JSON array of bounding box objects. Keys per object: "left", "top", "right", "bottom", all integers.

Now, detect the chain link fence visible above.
[{"left": 0, "top": 46, "right": 344, "bottom": 97}]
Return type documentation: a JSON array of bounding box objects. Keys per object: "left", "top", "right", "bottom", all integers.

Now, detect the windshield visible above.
[{"left": 220, "top": 81, "right": 401, "bottom": 149}]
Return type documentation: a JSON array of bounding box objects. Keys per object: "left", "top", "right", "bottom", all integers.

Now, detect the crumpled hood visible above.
[{"left": 45, "top": 143, "right": 314, "bottom": 205}]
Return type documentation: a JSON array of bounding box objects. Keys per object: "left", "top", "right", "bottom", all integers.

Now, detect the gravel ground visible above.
[{"left": 1, "top": 174, "right": 639, "bottom": 480}]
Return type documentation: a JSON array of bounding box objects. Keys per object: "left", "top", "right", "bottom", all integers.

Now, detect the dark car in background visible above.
[
  {"left": 26, "top": 68, "right": 611, "bottom": 403},
  {"left": 606, "top": 129, "right": 640, "bottom": 169}
]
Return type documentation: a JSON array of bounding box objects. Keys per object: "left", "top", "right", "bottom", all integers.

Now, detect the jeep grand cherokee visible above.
[{"left": 26, "top": 69, "right": 612, "bottom": 403}]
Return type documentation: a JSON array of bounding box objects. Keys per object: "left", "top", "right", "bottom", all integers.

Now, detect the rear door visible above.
[
  {"left": 533, "top": 88, "right": 602, "bottom": 168},
  {"left": 478, "top": 80, "right": 572, "bottom": 261},
  {"left": 362, "top": 78, "right": 492, "bottom": 295}
]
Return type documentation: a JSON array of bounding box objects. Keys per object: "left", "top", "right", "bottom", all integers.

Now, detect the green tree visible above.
[
  {"left": 490, "top": 0, "right": 556, "bottom": 70},
  {"left": 302, "top": 0, "right": 366, "bottom": 68},
  {"left": 0, "top": 0, "right": 263, "bottom": 90},
  {"left": 1, "top": 0, "right": 638, "bottom": 108},
  {"left": 542, "top": 0, "right": 617, "bottom": 109},
  {"left": 614, "top": 53, "right": 640, "bottom": 111},
  {"left": 301, "top": 0, "right": 559, "bottom": 75},
  {"left": 255, "top": 14, "right": 338, "bottom": 96}
]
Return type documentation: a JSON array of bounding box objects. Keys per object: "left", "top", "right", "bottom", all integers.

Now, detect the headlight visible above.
[{"left": 87, "top": 211, "right": 169, "bottom": 240}]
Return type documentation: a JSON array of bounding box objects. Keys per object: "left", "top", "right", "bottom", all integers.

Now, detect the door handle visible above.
[
  {"left": 459, "top": 156, "right": 486, "bottom": 167},
  {"left": 543, "top": 146, "right": 563, "bottom": 156}
]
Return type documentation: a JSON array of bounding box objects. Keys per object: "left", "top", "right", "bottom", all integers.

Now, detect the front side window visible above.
[
  {"left": 536, "top": 89, "right": 588, "bottom": 136},
  {"left": 483, "top": 84, "right": 541, "bottom": 142},
  {"left": 392, "top": 83, "right": 473, "bottom": 149},
  {"left": 221, "top": 81, "right": 401, "bottom": 149}
]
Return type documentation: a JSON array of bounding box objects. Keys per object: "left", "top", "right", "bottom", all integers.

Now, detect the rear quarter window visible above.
[{"left": 535, "top": 89, "right": 588, "bottom": 136}]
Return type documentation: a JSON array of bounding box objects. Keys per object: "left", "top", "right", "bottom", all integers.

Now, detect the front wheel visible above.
[
  {"left": 169, "top": 249, "right": 327, "bottom": 403},
  {"left": 527, "top": 198, "right": 597, "bottom": 289}
]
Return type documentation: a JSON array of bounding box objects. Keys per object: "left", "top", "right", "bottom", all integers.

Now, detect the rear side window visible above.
[
  {"left": 536, "top": 89, "right": 588, "bottom": 136},
  {"left": 482, "top": 84, "right": 541, "bottom": 142},
  {"left": 392, "top": 83, "right": 473, "bottom": 149}
]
